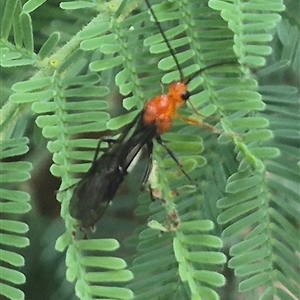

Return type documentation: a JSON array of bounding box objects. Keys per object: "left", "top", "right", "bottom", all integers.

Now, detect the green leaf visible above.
[
  {"left": 179, "top": 220, "right": 214, "bottom": 232},
  {"left": 0, "top": 233, "right": 29, "bottom": 248},
  {"left": 0, "top": 201, "right": 31, "bottom": 214},
  {"left": 79, "top": 22, "right": 111, "bottom": 39},
  {"left": 60, "top": 1, "right": 96, "bottom": 10},
  {"left": 159, "top": 50, "right": 194, "bottom": 70},
  {"left": 10, "top": 90, "right": 53, "bottom": 103},
  {"left": 221, "top": 211, "right": 265, "bottom": 238},
  {"left": 77, "top": 239, "right": 120, "bottom": 251},
  {"left": 239, "top": 272, "right": 272, "bottom": 292},
  {"left": 229, "top": 248, "right": 270, "bottom": 268},
  {"left": 63, "top": 73, "right": 101, "bottom": 87},
  {"left": 23, "top": 0, "right": 47, "bottom": 13},
  {"left": 221, "top": 100, "right": 266, "bottom": 111},
  {"left": 64, "top": 86, "right": 109, "bottom": 97},
  {"left": 0, "top": 220, "right": 29, "bottom": 234},
  {"left": 180, "top": 234, "right": 223, "bottom": 248},
  {"left": 0, "top": 249, "right": 25, "bottom": 267},
  {"left": 1, "top": 0, "right": 18, "bottom": 40},
  {"left": 12, "top": 77, "right": 52, "bottom": 92},
  {"left": 250, "top": 147, "right": 280, "bottom": 159},
  {"left": 192, "top": 270, "right": 225, "bottom": 287},
  {"left": 57, "top": 49, "right": 85, "bottom": 73},
  {"left": 66, "top": 99, "right": 108, "bottom": 111},
  {"left": 1, "top": 58, "right": 36, "bottom": 67},
  {"left": 38, "top": 32, "right": 60, "bottom": 59},
  {"left": 231, "top": 117, "right": 269, "bottom": 129},
  {"left": 226, "top": 174, "right": 263, "bottom": 194},
  {"left": 85, "top": 270, "right": 133, "bottom": 282},
  {"left": 230, "top": 235, "right": 268, "bottom": 256},
  {"left": 90, "top": 56, "right": 124, "bottom": 71},
  {"left": 0, "top": 283, "right": 24, "bottom": 300},
  {"left": 89, "top": 285, "right": 134, "bottom": 299},
  {"left": 0, "top": 266, "right": 26, "bottom": 284},
  {"left": 80, "top": 35, "right": 117, "bottom": 51},
  {"left": 217, "top": 185, "right": 263, "bottom": 208},
  {"left": 187, "top": 251, "right": 227, "bottom": 264},
  {"left": 235, "top": 261, "right": 272, "bottom": 277},
  {"left": 217, "top": 199, "right": 263, "bottom": 223},
  {"left": 81, "top": 256, "right": 127, "bottom": 269},
  {"left": 20, "top": 12, "right": 34, "bottom": 53}
]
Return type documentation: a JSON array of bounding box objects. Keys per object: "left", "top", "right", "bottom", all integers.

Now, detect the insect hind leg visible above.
[
  {"left": 92, "top": 136, "right": 116, "bottom": 162},
  {"left": 140, "top": 140, "right": 154, "bottom": 191},
  {"left": 59, "top": 137, "right": 117, "bottom": 194},
  {"left": 155, "top": 136, "right": 196, "bottom": 185}
]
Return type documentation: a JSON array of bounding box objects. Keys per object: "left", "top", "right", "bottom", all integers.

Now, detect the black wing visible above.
[
  {"left": 69, "top": 153, "right": 126, "bottom": 228},
  {"left": 69, "top": 111, "right": 157, "bottom": 228}
]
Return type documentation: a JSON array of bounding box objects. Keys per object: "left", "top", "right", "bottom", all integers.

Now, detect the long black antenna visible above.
[
  {"left": 145, "top": 0, "right": 238, "bottom": 87},
  {"left": 185, "top": 61, "right": 239, "bottom": 85},
  {"left": 144, "top": 0, "right": 184, "bottom": 82}
]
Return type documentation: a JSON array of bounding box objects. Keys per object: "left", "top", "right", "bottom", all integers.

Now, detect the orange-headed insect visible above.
[{"left": 69, "top": 0, "right": 235, "bottom": 229}]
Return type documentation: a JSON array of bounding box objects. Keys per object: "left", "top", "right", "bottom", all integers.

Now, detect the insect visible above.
[
  {"left": 69, "top": 110, "right": 194, "bottom": 228},
  {"left": 69, "top": 0, "right": 234, "bottom": 229}
]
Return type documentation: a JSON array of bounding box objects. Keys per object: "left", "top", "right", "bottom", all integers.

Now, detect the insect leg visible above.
[
  {"left": 177, "top": 115, "right": 240, "bottom": 138},
  {"left": 101, "top": 137, "right": 117, "bottom": 145},
  {"left": 140, "top": 140, "right": 153, "bottom": 191},
  {"left": 155, "top": 136, "right": 196, "bottom": 185},
  {"left": 176, "top": 115, "right": 223, "bottom": 134},
  {"left": 92, "top": 137, "right": 116, "bottom": 162}
]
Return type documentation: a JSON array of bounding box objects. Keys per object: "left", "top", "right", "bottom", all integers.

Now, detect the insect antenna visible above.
[
  {"left": 185, "top": 61, "right": 239, "bottom": 85},
  {"left": 145, "top": 0, "right": 184, "bottom": 82},
  {"left": 145, "top": 1, "right": 238, "bottom": 86}
]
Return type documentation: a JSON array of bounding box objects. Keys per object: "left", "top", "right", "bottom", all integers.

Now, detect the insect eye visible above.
[{"left": 181, "top": 90, "right": 190, "bottom": 101}]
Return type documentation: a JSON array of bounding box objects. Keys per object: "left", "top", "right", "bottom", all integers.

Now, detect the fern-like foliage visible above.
[
  {"left": 0, "top": 138, "right": 31, "bottom": 300},
  {"left": 1, "top": 0, "right": 299, "bottom": 299}
]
